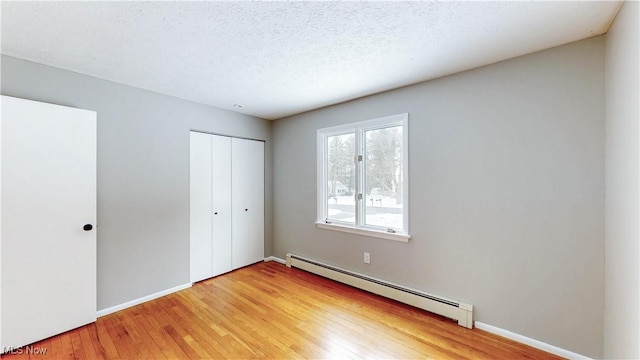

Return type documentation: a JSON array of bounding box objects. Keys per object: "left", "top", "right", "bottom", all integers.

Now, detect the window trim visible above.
[
  {"left": 316, "top": 113, "right": 410, "bottom": 241},
  {"left": 315, "top": 222, "right": 411, "bottom": 242}
]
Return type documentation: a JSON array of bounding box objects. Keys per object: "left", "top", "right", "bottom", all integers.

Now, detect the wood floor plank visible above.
[
  {"left": 101, "top": 315, "right": 134, "bottom": 359},
  {"left": 133, "top": 315, "right": 170, "bottom": 359},
  {"left": 116, "top": 311, "right": 162, "bottom": 359},
  {"left": 77, "top": 326, "right": 101, "bottom": 360},
  {"left": 168, "top": 294, "right": 241, "bottom": 359},
  {"left": 2, "top": 261, "right": 566, "bottom": 360},
  {"left": 68, "top": 328, "right": 87, "bottom": 359},
  {"left": 58, "top": 328, "right": 75, "bottom": 360},
  {"left": 137, "top": 301, "right": 192, "bottom": 359},
  {"left": 93, "top": 319, "right": 119, "bottom": 359},
  {"left": 161, "top": 300, "right": 227, "bottom": 359},
  {"left": 46, "top": 333, "right": 63, "bottom": 359}
]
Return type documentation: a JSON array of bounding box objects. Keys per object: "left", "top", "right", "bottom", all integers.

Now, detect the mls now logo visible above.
[{"left": 3, "top": 346, "right": 48, "bottom": 355}]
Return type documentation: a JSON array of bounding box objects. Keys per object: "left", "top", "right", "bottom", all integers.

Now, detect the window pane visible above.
[
  {"left": 326, "top": 133, "right": 355, "bottom": 224},
  {"left": 364, "top": 126, "right": 403, "bottom": 229}
]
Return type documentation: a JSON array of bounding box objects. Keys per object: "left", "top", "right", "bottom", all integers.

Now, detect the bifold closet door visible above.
[
  {"left": 1, "top": 95, "right": 97, "bottom": 351},
  {"left": 190, "top": 132, "right": 232, "bottom": 283},
  {"left": 231, "top": 138, "right": 264, "bottom": 269},
  {"left": 190, "top": 132, "right": 214, "bottom": 282},
  {"left": 210, "top": 135, "right": 232, "bottom": 276}
]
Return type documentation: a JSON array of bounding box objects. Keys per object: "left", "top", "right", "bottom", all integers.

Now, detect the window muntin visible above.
[{"left": 317, "top": 114, "right": 409, "bottom": 239}]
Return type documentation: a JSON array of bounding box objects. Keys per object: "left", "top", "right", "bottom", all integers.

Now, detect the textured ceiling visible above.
[{"left": 1, "top": 1, "right": 621, "bottom": 120}]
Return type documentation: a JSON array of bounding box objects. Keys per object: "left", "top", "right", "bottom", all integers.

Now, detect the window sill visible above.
[{"left": 315, "top": 222, "right": 411, "bottom": 242}]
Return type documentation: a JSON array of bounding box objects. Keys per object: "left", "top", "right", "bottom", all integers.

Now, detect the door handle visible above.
[{"left": 83, "top": 224, "right": 93, "bottom": 231}]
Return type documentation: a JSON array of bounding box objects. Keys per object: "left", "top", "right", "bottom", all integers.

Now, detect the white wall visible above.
[
  {"left": 604, "top": 1, "right": 640, "bottom": 358},
  {"left": 272, "top": 36, "right": 606, "bottom": 358}
]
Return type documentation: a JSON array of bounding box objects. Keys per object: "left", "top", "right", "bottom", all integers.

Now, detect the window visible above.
[{"left": 316, "top": 113, "right": 409, "bottom": 242}]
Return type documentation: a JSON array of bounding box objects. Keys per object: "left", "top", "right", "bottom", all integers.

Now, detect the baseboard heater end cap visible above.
[
  {"left": 285, "top": 253, "right": 293, "bottom": 267},
  {"left": 458, "top": 302, "right": 474, "bottom": 329}
]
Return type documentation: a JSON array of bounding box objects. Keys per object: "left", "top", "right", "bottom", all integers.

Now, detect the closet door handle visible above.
[
  {"left": 245, "top": 208, "right": 248, "bottom": 212},
  {"left": 83, "top": 224, "right": 93, "bottom": 231},
  {"left": 214, "top": 212, "right": 218, "bottom": 215}
]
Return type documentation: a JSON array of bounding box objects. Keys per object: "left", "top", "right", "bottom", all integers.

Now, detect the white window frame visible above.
[{"left": 316, "top": 113, "right": 410, "bottom": 242}]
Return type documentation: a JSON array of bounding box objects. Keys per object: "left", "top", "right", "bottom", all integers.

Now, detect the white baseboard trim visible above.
[
  {"left": 264, "top": 256, "right": 286, "bottom": 264},
  {"left": 474, "top": 322, "right": 591, "bottom": 360},
  {"left": 97, "top": 283, "right": 192, "bottom": 318}
]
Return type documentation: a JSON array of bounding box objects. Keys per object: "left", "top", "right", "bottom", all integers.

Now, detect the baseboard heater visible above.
[{"left": 286, "top": 253, "right": 473, "bottom": 329}]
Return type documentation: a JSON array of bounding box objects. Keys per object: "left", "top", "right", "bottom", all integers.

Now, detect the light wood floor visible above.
[{"left": 4, "top": 261, "right": 563, "bottom": 359}]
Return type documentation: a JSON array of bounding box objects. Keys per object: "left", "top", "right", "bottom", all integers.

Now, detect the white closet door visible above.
[
  {"left": 231, "top": 138, "right": 264, "bottom": 269},
  {"left": 190, "top": 132, "right": 213, "bottom": 282},
  {"left": 211, "top": 135, "right": 232, "bottom": 276},
  {"left": 1, "top": 96, "right": 97, "bottom": 350}
]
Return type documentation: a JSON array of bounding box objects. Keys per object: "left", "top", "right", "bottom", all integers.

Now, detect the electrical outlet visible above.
[{"left": 364, "top": 252, "right": 371, "bottom": 264}]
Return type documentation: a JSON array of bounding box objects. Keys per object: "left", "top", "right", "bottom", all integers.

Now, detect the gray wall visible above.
[
  {"left": 272, "top": 37, "right": 605, "bottom": 357},
  {"left": 0, "top": 55, "right": 273, "bottom": 311},
  {"left": 604, "top": 1, "right": 640, "bottom": 358}
]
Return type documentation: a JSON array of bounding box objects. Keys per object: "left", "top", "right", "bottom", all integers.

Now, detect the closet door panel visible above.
[
  {"left": 190, "top": 132, "right": 213, "bottom": 282},
  {"left": 231, "top": 138, "right": 264, "bottom": 269},
  {"left": 211, "top": 135, "right": 232, "bottom": 276}
]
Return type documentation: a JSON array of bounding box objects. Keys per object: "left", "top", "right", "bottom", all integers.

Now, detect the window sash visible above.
[
  {"left": 325, "top": 132, "right": 356, "bottom": 226},
  {"left": 362, "top": 124, "right": 404, "bottom": 232}
]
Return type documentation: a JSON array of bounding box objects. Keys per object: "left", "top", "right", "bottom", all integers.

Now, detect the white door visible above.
[
  {"left": 190, "top": 132, "right": 213, "bottom": 282},
  {"left": 211, "top": 135, "right": 232, "bottom": 276},
  {"left": 231, "top": 138, "right": 264, "bottom": 269},
  {"left": 190, "top": 132, "right": 233, "bottom": 282},
  {"left": 1, "top": 96, "right": 97, "bottom": 350}
]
